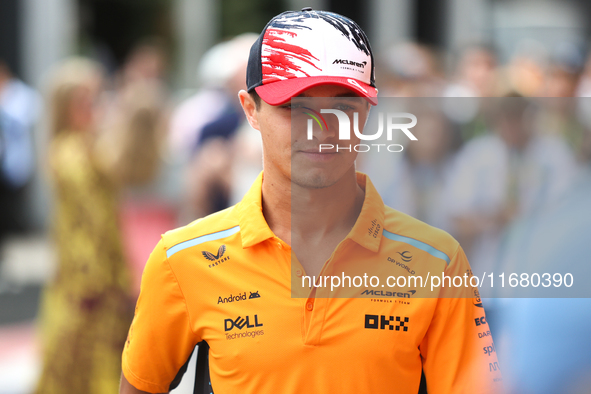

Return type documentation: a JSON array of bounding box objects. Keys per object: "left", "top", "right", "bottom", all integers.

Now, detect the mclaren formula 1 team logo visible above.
[{"left": 202, "top": 245, "right": 230, "bottom": 268}]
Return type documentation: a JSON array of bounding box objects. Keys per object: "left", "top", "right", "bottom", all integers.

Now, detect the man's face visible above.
[{"left": 248, "top": 84, "right": 370, "bottom": 189}]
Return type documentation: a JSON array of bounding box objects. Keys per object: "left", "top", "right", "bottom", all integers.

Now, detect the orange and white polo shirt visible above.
[{"left": 122, "top": 172, "right": 503, "bottom": 393}]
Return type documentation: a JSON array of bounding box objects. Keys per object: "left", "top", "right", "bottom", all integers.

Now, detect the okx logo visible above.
[
  {"left": 305, "top": 108, "right": 417, "bottom": 153},
  {"left": 365, "top": 314, "right": 409, "bottom": 331},
  {"left": 224, "top": 315, "right": 263, "bottom": 331}
]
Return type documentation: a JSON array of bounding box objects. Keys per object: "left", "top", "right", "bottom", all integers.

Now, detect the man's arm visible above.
[
  {"left": 121, "top": 239, "right": 199, "bottom": 393},
  {"left": 120, "top": 373, "right": 167, "bottom": 394},
  {"left": 420, "top": 245, "right": 503, "bottom": 393}
]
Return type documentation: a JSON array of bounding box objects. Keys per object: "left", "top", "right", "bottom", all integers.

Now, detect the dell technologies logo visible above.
[
  {"left": 224, "top": 315, "right": 263, "bottom": 331},
  {"left": 224, "top": 315, "right": 265, "bottom": 340}
]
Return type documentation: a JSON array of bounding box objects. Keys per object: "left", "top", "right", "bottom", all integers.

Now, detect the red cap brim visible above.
[{"left": 255, "top": 76, "right": 378, "bottom": 106}]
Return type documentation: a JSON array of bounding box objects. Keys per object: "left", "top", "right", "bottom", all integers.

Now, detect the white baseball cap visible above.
[{"left": 246, "top": 8, "right": 378, "bottom": 106}]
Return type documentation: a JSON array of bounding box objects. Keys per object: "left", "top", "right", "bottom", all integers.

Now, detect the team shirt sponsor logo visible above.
[
  {"left": 473, "top": 288, "right": 483, "bottom": 308},
  {"left": 217, "top": 291, "right": 261, "bottom": 304},
  {"left": 367, "top": 218, "right": 381, "bottom": 238},
  {"left": 202, "top": 245, "right": 231, "bottom": 268},
  {"left": 361, "top": 289, "right": 416, "bottom": 298},
  {"left": 364, "top": 314, "right": 410, "bottom": 331},
  {"left": 224, "top": 315, "right": 264, "bottom": 340},
  {"left": 332, "top": 59, "right": 367, "bottom": 68},
  {"left": 475, "top": 316, "right": 487, "bottom": 326},
  {"left": 387, "top": 251, "right": 416, "bottom": 274},
  {"left": 397, "top": 251, "right": 412, "bottom": 262},
  {"left": 387, "top": 258, "right": 416, "bottom": 275},
  {"left": 483, "top": 343, "right": 496, "bottom": 356},
  {"left": 224, "top": 315, "right": 264, "bottom": 331},
  {"left": 478, "top": 330, "right": 491, "bottom": 339}
]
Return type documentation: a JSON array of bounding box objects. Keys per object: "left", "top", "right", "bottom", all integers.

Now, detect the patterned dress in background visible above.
[{"left": 34, "top": 132, "right": 133, "bottom": 394}]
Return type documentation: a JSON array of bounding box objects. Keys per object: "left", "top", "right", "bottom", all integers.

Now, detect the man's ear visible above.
[{"left": 238, "top": 90, "right": 260, "bottom": 131}]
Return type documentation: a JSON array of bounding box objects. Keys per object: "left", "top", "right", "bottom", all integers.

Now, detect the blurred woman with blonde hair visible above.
[{"left": 35, "top": 56, "right": 163, "bottom": 393}]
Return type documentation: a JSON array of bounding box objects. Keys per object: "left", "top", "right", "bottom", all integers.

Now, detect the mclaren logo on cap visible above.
[{"left": 333, "top": 59, "right": 367, "bottom": 68}]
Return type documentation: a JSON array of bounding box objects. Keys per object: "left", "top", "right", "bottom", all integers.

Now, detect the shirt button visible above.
[
  {"left": 296, "top": 269, "right": 303, "bottom": 277},
  {"left": 277, "top": 242, "right": 283, "bottom": 249},
  {"left": 306, "top": 302, "right": 314, "bottom": 311}
]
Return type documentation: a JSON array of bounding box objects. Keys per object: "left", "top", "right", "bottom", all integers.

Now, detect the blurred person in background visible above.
[
  {"left": 445, "top": 44, "right": 500, "bottom": 98},
  {"left": 169, "top": 33, "right": 260, "bottom": 222},
  {"left": 495, "top": 124, "right": 591, "bottom": 394},
  {"left": 443, "top": 45, "right": 501, "bottom": 141},
  {"left": 530, "top": 42, "right": 587, "bottom": 157},
  {"left": 104, "top": 39, "right": 168, "bottom": 186},
  {"left": 378, "top": 42, "right": 446, "bottom": 97},
  {"left": 168, "top": 34, "right": 258, "bottom": 165},
  {"left": 542, "top": 46, "right": 583, "bottom": 98},
  {"left": 34, "top": 56, "right": 162, "bottom": 394},
  {"left": 447, "top": 96, "right": 577, "bottom": 281},
  {"left": 445, "top": 96, "right": 578, "bottom": 341},
  {"left": 104, "top": 40, "right": 171, "bottom": 294},
  {"left": 503, "top": 40, "right": 548, "bottom": 97},
  {"left": 117, "top": 39, "right": 168, "bottom": 88},
  {"left": 575, "top": 50, "right": 591, "bottom": 98},
  {"left": 379, "top": 105, "right": 462, "bottom": 232},
  {"left": 0, "top": 60, "right": 42, "bottom": 240}
]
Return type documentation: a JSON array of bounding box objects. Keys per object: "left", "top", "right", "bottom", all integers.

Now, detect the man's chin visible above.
[{"left": 290, "top": 172, "right": 338, "bottom": 190}]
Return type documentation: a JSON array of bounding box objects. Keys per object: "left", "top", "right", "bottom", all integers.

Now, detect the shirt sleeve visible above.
[
  {"left": 420, "top": 245, "right": 504, "bottom": 393},
  {"left": 122, "top": 238, "right": 199, "bottom": 393}
]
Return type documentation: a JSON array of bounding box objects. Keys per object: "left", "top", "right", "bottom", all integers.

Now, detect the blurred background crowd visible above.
[{"left": 1, "top": 0, "right": 591, "bottom": 393}]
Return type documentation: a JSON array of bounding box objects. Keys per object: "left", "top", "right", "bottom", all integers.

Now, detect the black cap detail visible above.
[{"left": 301, "top": 7, "right": 313, "bottom": 11}]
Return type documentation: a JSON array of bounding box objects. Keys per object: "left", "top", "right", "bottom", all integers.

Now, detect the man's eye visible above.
[
  {"left": 335, "top": 104, "right": 354, "bottom": 111},
  {"left": 281, "top": 103, "right": 303, "bottom": 110}
]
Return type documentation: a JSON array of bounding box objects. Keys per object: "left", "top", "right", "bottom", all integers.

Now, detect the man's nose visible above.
[{"left": 308, "top": 117, "right": 338, "bottom": 142}]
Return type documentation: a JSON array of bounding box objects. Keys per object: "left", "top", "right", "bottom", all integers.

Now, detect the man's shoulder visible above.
[
  {"left": 160, "top": 205, "right": 241, "bottom": 254},
  {"left": 381, "top": 205, "right": 459, "bottom": 263}
]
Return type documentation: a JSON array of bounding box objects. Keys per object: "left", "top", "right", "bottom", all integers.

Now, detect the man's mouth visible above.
[{"left": 298, "top": 149, "right": 338, "bottom": 161}]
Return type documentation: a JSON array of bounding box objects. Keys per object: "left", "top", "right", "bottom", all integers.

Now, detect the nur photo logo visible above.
[{"left": 304, "top": 108, "right": 418, "bottom": 152}]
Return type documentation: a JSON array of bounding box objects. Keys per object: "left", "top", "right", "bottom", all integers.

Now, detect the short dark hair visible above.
[{"left": 249, "top": 90, "right": 261, "bottom": 110}]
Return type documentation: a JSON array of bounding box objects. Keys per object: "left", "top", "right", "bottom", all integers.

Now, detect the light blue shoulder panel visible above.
[
  {"left": 382, "top": 229, "right": 451, "bottom": 265},
  {"left": 166, "top": 225, "right": 241, "bottom": 259}
]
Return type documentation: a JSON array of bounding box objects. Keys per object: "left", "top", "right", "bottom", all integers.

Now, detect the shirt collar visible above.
[
  {"left": 236, "top": 172, "right": 276, "bottom": 248},
  {"left": 236, "top": 172, "right": 385, "bottom": 252},
  {"left": 346, "top": 172, "right": 385, "bottom": 252}
]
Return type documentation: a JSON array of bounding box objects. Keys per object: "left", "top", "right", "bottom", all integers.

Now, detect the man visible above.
[
  {"left": 120, "top": 9, "right": 502, "bottom": 393},
  {"left": 0, "top": 60, "right": 40, "bottom": 237}
]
